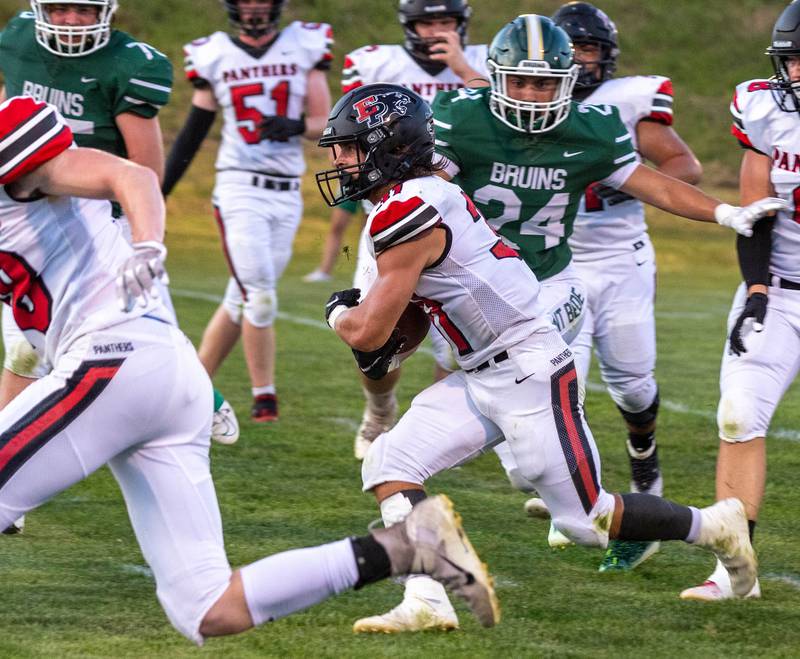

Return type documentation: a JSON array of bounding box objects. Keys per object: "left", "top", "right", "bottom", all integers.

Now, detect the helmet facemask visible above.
[
  {"left": 571, "top": 39, "right": 617, "bottom": 91},
  {"left": 488, "top": 59, "right": 579, "bottom": 134},
  {"left": 31, "top": 0, "right": 118, "bottom": 57},
  {"left": 221, "top": 0, "right": 284, "bottom": 39},
  {"left": 769, "top": 52, "right": 800, "bottom": 113}
]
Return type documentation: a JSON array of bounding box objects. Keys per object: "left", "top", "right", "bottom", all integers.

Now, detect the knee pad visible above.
[
  {"left": 617, "top": 390, "right": 659, "bottom": 428},
  {"left": 221, "top": 281, "right": 244, "bottom": 325},
  {"left": 243, "top": 289, "right": 277, "bottom": 328},
  {"left": 717, "top": 389, "right": 761, "bottom": 442}
]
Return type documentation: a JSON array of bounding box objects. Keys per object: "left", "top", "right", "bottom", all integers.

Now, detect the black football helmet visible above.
[
  {"left": 552, "top": 2, "right": 619, "bottom": 93},
  {"left": 316, "top": 84, "right": 435, "bottom": 206},
  {"left": 221, "top": 0, "right": 285, "bottom": 38},
  {"left": 398, "top": 0, "right": 471, "bottom": 57},
  {"left": 768, "top": 0, "right": 800, "bottom": 113}
]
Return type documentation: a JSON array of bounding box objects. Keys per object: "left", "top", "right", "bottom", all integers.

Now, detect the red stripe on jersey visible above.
[
  {"left": 323, "top": 52, "right": 333, "bottom": 61},
  {"left": 731, "top": 123, "right": 753, "bottom": 148},
  {"left": 342, "top": 80, "right": 363, "bottom": 93},
  {"left": 325, "top": 25, "right": 333, "bottom": 39},
  {"left": 655, "top": 79, "right": 673, "bottom": 97},
  {"left": 186, "top": 69, "right": 199, "bottom": 80},
  {"left": 647, "top": 110, "right": 673, "bottom": 125},
  {"left": 0, "top": 98, "right": 73, "bottom": 185},
  {"left": 732, "top": 89, "right": 742, "bottom": 113},
  {"left": 0, "top": 362, "right": 122, "bottom": 476},
  {"left": 343, "top": 55, "right": 355, "bottom": 69},
  {"left": 370, "top": 196, "right": 426, "bottom": 237}
]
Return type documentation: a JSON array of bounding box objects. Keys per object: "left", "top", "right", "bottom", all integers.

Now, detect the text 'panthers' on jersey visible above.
[
  {"left": 341, "top": 44, "right": 488, "bottom": 104},
  {"left": 731, "top": 79, "right": 800, "bottom": 282},
  {"left": 570, "top": 75, "right": 673, "bottom": 261},
  {"left": 432, "top": 86, "right": 638, "bottom": 281},
  {"left": 366, "top": 174, "right": 544, "bottom": 370},
  {"left": 183, "top": 21, "right": 333, "bottom": 177},
  {"left": 0, "top": 11, "right": 172, "bottom": 158},
  {"left": 0, "top": 97, "right": 164, "bottom": 365}
]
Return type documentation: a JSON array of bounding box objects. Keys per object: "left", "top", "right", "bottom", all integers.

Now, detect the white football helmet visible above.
[{"left": 31, "top": 0, "right": 119, "bottom": 57}]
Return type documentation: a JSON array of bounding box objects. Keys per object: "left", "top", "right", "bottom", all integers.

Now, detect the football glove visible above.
[
  {"left": 325, "top": 288, "right": 361, "bottom": 329},
  {"left": 714, "top": 197, "right": 788, "bottom": 237},
  {"left": 116, "top": 241, "right": 168, "bottom": 312},
  {"left": 353, "top": 329, "right": 407, "bottom": 380},
  {"left": 259, "top": 115, "right": 306, "bottom": 142},
  {"left": 591, "top": 183, "right": 635, "bottom": 206},
  {"left": 728, "top": 292, "right": 768, "bottom": 356}
]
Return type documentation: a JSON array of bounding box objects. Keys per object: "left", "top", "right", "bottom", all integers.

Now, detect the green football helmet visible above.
[{"left": 487, "top": 14, "right": 579, "bottom": 133}]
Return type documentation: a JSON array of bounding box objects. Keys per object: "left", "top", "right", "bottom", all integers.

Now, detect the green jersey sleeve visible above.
[{"left": 112, "top": 38, "right": 173, "bottom": 118}]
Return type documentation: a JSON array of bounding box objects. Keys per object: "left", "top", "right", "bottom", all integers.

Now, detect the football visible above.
[{"left": 395, "top": 301, "right": 431, "bottom": 358}]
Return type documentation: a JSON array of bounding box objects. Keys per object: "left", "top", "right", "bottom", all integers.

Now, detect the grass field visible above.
[{"left": 2, "top": 1, "right": 800, "bottom": 657}]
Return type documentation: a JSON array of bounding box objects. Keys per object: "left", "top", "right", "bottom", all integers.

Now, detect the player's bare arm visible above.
[
  {"left": 637, "top": 120, "right": 702, "bottom": 184},
  {"left": 738, "top": 148, "right": 776, "bottom": 298},
  {"left": 116, "top": 112, "right": 166, "bottom": 184},
  {"left": 619, "top": 163, "right": 786, "bottom": 233},
  {"left": 303, "top": 68, "right": 332, "bottom": 139},
  {"left": 14, "top": 148, "right": 165, "bottom": 243},
  {"left": 332, "top": 229, "right": 445, "bottom": 351}
]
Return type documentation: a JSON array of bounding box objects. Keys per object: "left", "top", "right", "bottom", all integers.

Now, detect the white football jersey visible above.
[
  {"left": 569, "top": 75, "right": 674, "bottom": 261},
  {"left": 342, "top": 44, "right": 488, "bottom": 104},
  {"left": 0, "top": 97, "right": 164, "bottom": 365},
  {"left": 183, "top": 21, "right": 333, "bottom": 176},
  {"left": 731, "top": 79, "right": 800, "bottom": 282},
  {"left": 366, "top": 175, "right": 543, "bottom": 370}
]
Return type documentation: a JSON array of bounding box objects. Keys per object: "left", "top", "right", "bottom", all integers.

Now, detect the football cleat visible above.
[
  {"left": 211, "top": 399, "right": 240, "bottom": 444},
  {"left": 354, "top": 396, "right": 397, "bottom": 460},
  {"left": 524, "top": 496, "right": 551, "bottom": 519},
  {"left": 251, "top": 393, "right": 278, "bottom": 422},
  {"left": 693, "top": 498, "right": 757, "bottom": 597},
  {"left": 599, "top": 539, "right": 660, "bottom": 572},
  {"left": 369, "top": 495, "right": 500, "bottom": 629},
  {"left": 628, "top": 440, "right": 663, "bottom": 496},
  {"left": 548, "top": 522, "right": 574, "bottom": 549},
  {"left": 352, "top": 594, "right": 458, "bottom": 633},
  {"left": 302, "top": 269, "right": 332, "bottom": 283},
  {"left": 2, "top": 515, "right": 24, "bottom": 535},
  {"left": 680, "top": 559, "right": 761, "bottom": 601}
]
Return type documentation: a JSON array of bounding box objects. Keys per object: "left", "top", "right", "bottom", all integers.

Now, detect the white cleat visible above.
[
  {"left": 693, "top": 498, "right": 758, "bottom": 598},
  {"left": 354, "top": 399, "right": 397, "bottom": 460},
  {"left": 211, "top": 399, "right": 240, "bottom": 445},
  {"left": 353, "top": 594, "right": 458, "bottom": 633},
  {"left": 2, "top": 515, "right": 25, "bottom": 535},
  {"left": 302, "top": 269, "right": 332, "bottom": 283},
  {"left": 524, "top": 496, "right": 551, "bottom": 519},
  {"left": 547, "top": 522, "right": 574, "bottom": 549},
  {"left": 680, "top": 559, "right": 761, "bottom": 601},
  {"left": 368, "top": 495, "right": 500, "bottom": 629}
]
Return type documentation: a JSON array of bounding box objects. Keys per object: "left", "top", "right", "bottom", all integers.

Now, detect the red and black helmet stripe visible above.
[
  {"left": 0, "top": 359, "right": 124, "bottom": 490},
  {"left": 550, "top": 362, "right": 599, "bottom": 514}
]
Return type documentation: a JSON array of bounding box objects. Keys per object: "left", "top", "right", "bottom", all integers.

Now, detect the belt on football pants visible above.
[
  {"left": 250, "top": 174, "right": 300, "bottom": 191},
  {"left": 770, "top": 273, "right": 800, "bottom": 290},
  {"left": 466, "top": 350, "right": 509, "bottom": 374}
]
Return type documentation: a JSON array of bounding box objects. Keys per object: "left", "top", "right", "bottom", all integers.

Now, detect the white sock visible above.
[
  {"left": 364, "top": 387, "right": 396, "bottom": 416},
  {"left": 240, "top": 538, "right": 359, "bottom": 626},
  {"left": 252, "top": 385, "right": 276, "bottom": 397}
]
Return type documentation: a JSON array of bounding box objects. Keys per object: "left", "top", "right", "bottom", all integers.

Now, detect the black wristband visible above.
[
  {"left": 736, "top": 217, "right": 775, "bottom": 287},
  {"left": 162, "top": 106, "right": 216, "bottom": 197}
]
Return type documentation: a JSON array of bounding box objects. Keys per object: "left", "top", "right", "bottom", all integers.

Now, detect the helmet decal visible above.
[{"left": 354, "top": 92, "right": 412, "bottom": 128}]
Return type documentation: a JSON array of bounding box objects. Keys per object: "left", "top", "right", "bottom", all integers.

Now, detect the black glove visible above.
[
  {"left": 592, "top": 183, "right": 635, "bottom": 206},
  {"left": 325, "top": 288, "right": 361, "bottom": 328},
  {"left": 728, "top": 292, "right": 768, "bottom": 356},
  {"left": 353, "top": 329, "right": 407, "bottom": 380},
  {"left": 258, "top": 115, "right": 306, "bottom": 142}
]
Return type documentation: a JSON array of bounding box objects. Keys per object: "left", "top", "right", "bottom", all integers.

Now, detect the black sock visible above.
[
  {"left": 748, "top": 519, "right": 756, "bottom": 542},
  {"left": 349, "top": 534, "right": 391, "bottom": 590},
  {"left": 628, "top": 429, "right": 655, "bottom": 453},
  {"left": 618, "top": 493, "right": 693, "bottom": 541}
]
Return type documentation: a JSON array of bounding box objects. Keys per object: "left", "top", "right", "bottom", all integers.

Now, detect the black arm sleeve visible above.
[
  {"left": 161, "top": 105, "right": 217, "bottom": 197},
  {"left": 736, "top": 216, "right": 775, "bottom": 287}
]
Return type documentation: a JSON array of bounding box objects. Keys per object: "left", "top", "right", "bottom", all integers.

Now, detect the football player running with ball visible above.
[
  {"left": 0, "top": 95, "right": 498, "bottom": 642},
  {"left": 525, "top": 2, "right": 704, "bottom": 573},
  {"left": 319, "top": 82, "right": 768, "bottom": 634},
  {"left": 163, "top": 0, "right": 333, "bottom": 422},
  {"left": 0, "top": 1, "right": 240, "bottom": 533},
  {"left": 680, "top": 0, "right": 800, "bottom": 602}
]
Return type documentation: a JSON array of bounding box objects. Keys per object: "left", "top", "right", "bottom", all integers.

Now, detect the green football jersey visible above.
[
  {"left": 433, "top": 87, "right": 638, "bottom": 280},
  {"left": 0, "top": 11, "right": 172, "bottom": 158}
]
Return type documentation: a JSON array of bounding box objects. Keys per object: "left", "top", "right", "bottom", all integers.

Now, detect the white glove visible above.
[
  {"left": 116, "top": 241, "right": 169, "bottom": 312},
  {"left": 714, "top": 197, "right": 788, "bottom": 237}
]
